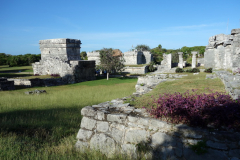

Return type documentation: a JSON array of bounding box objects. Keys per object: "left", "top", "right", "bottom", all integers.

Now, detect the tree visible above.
[
  {"left": 80, "top": 51, "right": 87, "bottom": 60},
  {"left": 135, "top": 44, "right": 150, "bottom": 51},
  {"left": 99, "top": 48, "right": 125, "bottom": 80}
]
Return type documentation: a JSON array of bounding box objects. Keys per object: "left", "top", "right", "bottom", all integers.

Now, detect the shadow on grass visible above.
[
  {"left": 0, "top": 73, "right": 33, "bottom": 78},
  {"left": 0, "top": 106, "right": 82, "bottom": 144}
]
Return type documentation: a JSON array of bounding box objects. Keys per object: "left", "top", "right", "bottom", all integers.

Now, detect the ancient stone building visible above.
[
  {"left": 33, "top": 38, "right": 96, "bottom": 83},
  {"left": 87, "top": 49, "right": 153, "bottom": 66},
  {"left": 204, "top": 28, "right": 240, "bottom": 72}
]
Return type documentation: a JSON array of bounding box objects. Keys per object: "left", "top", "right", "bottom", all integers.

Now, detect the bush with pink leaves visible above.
[{"left": 145, "top": 89, "right": 240, "bottom": 131}]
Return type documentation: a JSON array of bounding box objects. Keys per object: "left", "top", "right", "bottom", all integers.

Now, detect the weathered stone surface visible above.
[
  {"left": 75, "top": 140, "right": 89, "bottom": 152},
  {"left": 206, "top": 140, "right": 228, "bottom": 150},
  {"left": 149, "top": 119, "right": 171, "bottom": 130},
  {"left": 81, "top": 106, "right": 96, "bottom": 117},
  {"left": 76, "top": 129, "right": 93, "bottom": 141},
  {"left": 125, "top": 129, "right": 149, "bottom": 144},
  {"left": 111, "top": 127, "right": 124, "bottom": 143},
  {"left": 157, "top": 53, "right": 172, "bottom": 73},
  {"left": 80, "top": 117, "right": 96, "bottom": 130},
  {"left": 107, "top": 114, "right": 127, "bottom": 123},
  {"left": 121, "top": 144, "right": 137, "bottom": 159},
  {"left": 191, "top": 51, "right": 198, "bottom": 68},
  {"left": 96, "top": 121, "right": 109, "bottom": 132},
  {"left": 229, "top": 149, "right": 240, "bottom": 158},
  {"left": 151, "top": 132, "right": 176, "bottom": 148},
  {"left": 90, "top": 133, "right": 117, "bottom": 157}
]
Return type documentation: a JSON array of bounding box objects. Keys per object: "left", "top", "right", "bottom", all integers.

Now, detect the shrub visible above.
[
  {"left": 175, "top": 68, "right": 185, "bottom": 73},
  {"left": 204, "top": 68, "right": 212, "bottom": 73},
  {"left": 147, "top": 61, "right": 156, "bottom": 72},
  {"left": 145, "top": 90, "right": 240, "bottom": 131},
  {"left": 185, "top": 68, "right": 200, "bottom": 73}
]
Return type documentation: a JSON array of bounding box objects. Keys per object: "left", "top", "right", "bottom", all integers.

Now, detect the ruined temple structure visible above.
[
  {"left": 33, "top": 38, "right": 96, "bottom": 83},
  {"left": 204, "top": 28, "right": 240, "bottom": 72},
  {"left": 87, "top": 49, "right": 153, "bottom": 65}
]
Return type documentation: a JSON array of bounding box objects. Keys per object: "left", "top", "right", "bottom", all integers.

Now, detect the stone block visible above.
[
  {"left": 121, "top": 144, "right": 137, "bottom": 159},
  {"left": 125, "top": 129, "right": 149, "bottom": 144},
  {"left": 80, "top": 117, "right": 96, "bottom": 130},
  {"left": 111, "top": 127, "right": 124, "bottom": 143},
  {"left": 151, "top": 132, "right": 176, "bottom": 148},
  {"left": 107, "top": 114, "right": 127, "bottom": 124},
  {"left": 206, "top": 140, "right": 228, "bottom": 150},
  {"left": 81, "top": 106, "right": 96, "bottom": 117},
  {"left": 75, "top": 140, "right": 89, "bottom": 152},
  {"left": 76, "top": 129, "right": 93, "bottom": 141},
  {"left": 96, "top": 121, "right": 109, "bottom": 132},
  {"left": 149, "top": 119, "right": 171, "bottom": 130}
]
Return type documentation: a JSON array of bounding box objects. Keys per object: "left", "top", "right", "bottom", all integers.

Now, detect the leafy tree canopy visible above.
[
  {"left": 98, "top": 48, "right": 125, "bottom": 80},
  {"left": 135, "top": 44, "right": 150, "bottom": 51}
]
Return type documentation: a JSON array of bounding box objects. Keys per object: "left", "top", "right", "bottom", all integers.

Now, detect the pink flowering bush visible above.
[{"left": 145, "top": 89, "right": 240, "bottom": 131}]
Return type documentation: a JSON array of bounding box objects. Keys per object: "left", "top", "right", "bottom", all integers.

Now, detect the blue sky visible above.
[{"left": 0, "top": 0, "right": 239, "bottom": 55}]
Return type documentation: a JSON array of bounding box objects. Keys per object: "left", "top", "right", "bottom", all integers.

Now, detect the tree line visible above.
[
  {"left": 0, "top": 53, "right": 41, "bottom": 66},
  {"left": 135, "top": 44, "right": 205, "bottom": 65}
]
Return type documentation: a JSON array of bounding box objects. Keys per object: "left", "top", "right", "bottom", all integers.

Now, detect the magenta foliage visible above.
[{"left": 146, "top": 90, "right": 240, "bottom": 130}]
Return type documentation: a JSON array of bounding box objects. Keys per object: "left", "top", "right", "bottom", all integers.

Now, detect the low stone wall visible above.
[
  {"left": 214, "top": 71, "right": 240, "bottom": 100},
  {"left": 197, "top": 58, "right": 204, "bottom": 66},
  {"left": 76, "top": 98, "right": 240, "bottom": 159},
  {"left": 76, "top": 73, "right": 240, "bottom": 159},
  {"left": 123, "top": 66, "right": 148, "bottom": 74}
]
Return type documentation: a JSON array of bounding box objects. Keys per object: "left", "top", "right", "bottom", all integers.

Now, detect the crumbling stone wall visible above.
[
  {"left": 87, "top": 51, "right": 101, "bottom": 65},
  {"left": 204, "top": 28, "right": 240, "bottom": 72},
  {"left": 157, "top": 53, "right": 172, "bottom": 73},
  {"left": 123, "top": 66, "right": 148, "bottom": 74},
  {"left": 32, "top": 38, "right": 96, "bottom": 83}
]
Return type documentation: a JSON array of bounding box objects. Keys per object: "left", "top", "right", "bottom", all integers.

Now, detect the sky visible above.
[{"left": 0, "top": 0, "right": 240, "bottom": 55}]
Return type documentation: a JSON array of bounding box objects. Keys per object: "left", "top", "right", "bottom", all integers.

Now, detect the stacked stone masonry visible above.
[
  {"left": 123, "top": 66, "right": 148, "bottom": 75},
  {"left": 76, "top": 74, "right": 240, "bottom": 160},
  {"left": 76, "top": 99, "right": 240, "bottom": 160},
  {"left": 213, "top": 71, "right": 240, "bottom": 100},
  {"left": 87, "top": 50, "right": 153, "bottom": 65},
  {"left": 33, "top": 38, "right": 96, "bottom": 84},
  {"left": 204, "top": 28, "right": 240, "bottom": 73}
]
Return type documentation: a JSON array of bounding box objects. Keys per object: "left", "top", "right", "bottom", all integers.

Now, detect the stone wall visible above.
[
  {"left": 87, "top": 51, "right": 101, "bottom": 65},
  {"left": 76, "top": 98, "right": 240, "bottom": 160},
  {"left": 213, "top": 71, "right": 240, "bottom": 100},
  {"left": 0, "top": 78, "right": 15, "bottom": 91},
  {"left": 123, "top": 66, "right": 148, "bottom": 74},
  {"left": 33, "top": 38, "right": 96, "bottom": 84},
  {"left": 197, "top": 58, "right": 204, "bottom": 66},
  {"left": 204, "top": 28, "right": 240, "bottom": 73},
  {"left": 157, "top": 53, "right": 172, "bottom": 73}
]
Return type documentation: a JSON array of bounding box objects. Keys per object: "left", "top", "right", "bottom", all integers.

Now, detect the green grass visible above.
[
  {"left": 125, "top": 64, "right": 146, "bottom": 67},
  {"left": 134, "top": 72, "right": 226, "bottom": 108},
  {"left": 0, "top": 77, "right": 138, "bottom": 159},
  {"left": 0, "top": 65, "right": 33, "bottom": 72}
]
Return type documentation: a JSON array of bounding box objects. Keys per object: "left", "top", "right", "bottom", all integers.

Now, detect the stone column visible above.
[
  {"left": 191, "top": 51, "right": 198, "bottom": 68},
  {"left": 178, "top": 52, "right": 183, "bottom": 68}
]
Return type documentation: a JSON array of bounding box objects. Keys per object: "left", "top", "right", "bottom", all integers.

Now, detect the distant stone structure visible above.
[
  {"left": 204, "top": 28, "right": 240, "bottom": 72},
  {"left": 157, "top": 53, "right": 172, "bottom": 73},
  {"left": 197, "top": 58, "right": 204, "bottom": 66},
  {"left": 33, "top": 38, "right": 96, "bottom": 83},
  {"left": 87, "top": 50, "right": 153, "bottom": 66},
  {"left": 191, "top": 51, "right": 198, "bottom": 68},
  {"left": 178, "top": 52, "right": 183, "bottom": 68}
]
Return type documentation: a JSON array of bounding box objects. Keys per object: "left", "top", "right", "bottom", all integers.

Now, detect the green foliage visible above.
[
  {"left": 135, "top": 44, "right": 150, "bottom": 51},
  {"left": 185, "top": 68, "right": 200, "bottom": 73},
  {"left": 204, "top": 68, "right": 213, "bottom": 73},
  {"left": 180, "top": 46, "right": 205, "bottom": 59},
  {"left": 99, "top": 48, "right": 125, "bottom": 79},
  {"left": 80, "top": 51, "right": 87, "bottom": 60},
  {"left": 190, "top": 141, "right": 208, "bottom": 155},
  {"left": 175, "top": 68, "right": 185, "bottom": 73},
  {"left": 0, "top": 53, "right": 41, "bottom": 66},
  {"left": 147, "top": 61, "right": 156, "bottom": 72},
  {"left": 136, "top": 140, "right": 152, "bottom": 153}
]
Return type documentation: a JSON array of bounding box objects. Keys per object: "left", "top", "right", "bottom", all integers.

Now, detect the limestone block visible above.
[
  {"left": 81, "top": 106, "right": 96, "bottom": 117},
  {"left": 96, "top": 110, "right": 105, "bottom": 120},
  {"left": 90, "top": 133, "right": 117, "bottom": 157},
  {"left": 191, "top": 51, "right": 198, "bottom": 68},
  {"left": 111, "top": 127, "right": 124, "bottom": 143},
  {"left": 96, "top": 121, "right": 109, "bottom": 132},
  {"left": 80, "top": 117, "right": 96, "bottom": 130},
  {"left": 76, "top": 129, "right": 93, "bottom": 141},
  {"left": 107, "top": 114, "right": 127, "bottom": 124},
  {"left": 151, "top": 132, "right": 176, "bottom": 148},
  {"left": 149, "top": 119, "right": 171, "bottom": 130},
  {"left": 206, "top": 140, "right": 228, "bottom": 150},
  {"left": 124, "top": 129, "right": 149, "bottom": 144}
]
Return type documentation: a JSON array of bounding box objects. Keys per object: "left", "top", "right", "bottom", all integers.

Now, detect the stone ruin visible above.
[
  {"left": 32, "top": 38, "right": 96, "bottom": 83},
  {"left": 204, "top": 28, "right": 240, "bottom": 72},
  {"left": 87, "top": 49, "right": 153, "bottom": 65}
]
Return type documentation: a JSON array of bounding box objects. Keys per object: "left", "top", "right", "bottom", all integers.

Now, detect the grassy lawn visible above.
[
  {"left": 0, "top": 65, "right": 33, "bottom": 72},
  {"left": 134, "top": 72, "right": 226, "bottom": 108},
  {"left": 124, "top": 64, "right": 146, "bottom": 67},
  {"left": 0, "top": 77, "right": 138, "bottom": 159}
]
